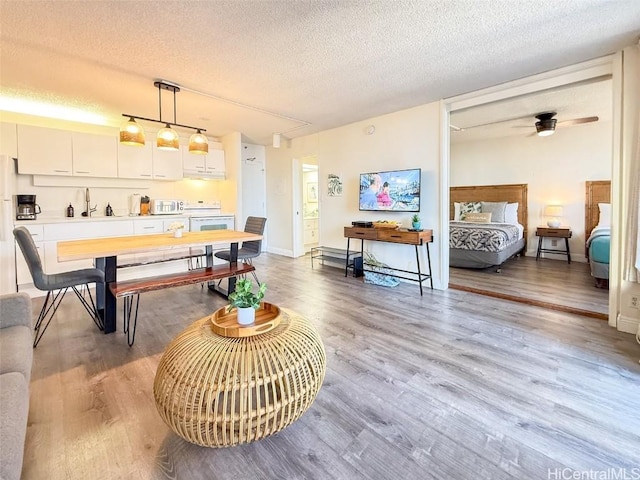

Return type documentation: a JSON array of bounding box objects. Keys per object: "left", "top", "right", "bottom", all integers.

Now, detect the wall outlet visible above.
[
  {"left": 631, "top": 296, "right": 639, "bottom": 309},
  {"left": 551, "top": 239, "right": 558, "bottom": 247}
]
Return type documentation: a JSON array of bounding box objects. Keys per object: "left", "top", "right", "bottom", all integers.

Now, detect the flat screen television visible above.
[{"left": 359, "top": 168, "right": 421, "bottom": 212}]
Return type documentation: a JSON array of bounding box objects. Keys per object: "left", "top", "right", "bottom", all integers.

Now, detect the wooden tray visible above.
[
  {"left": 210, "top": 302, "right": 281, "bottom": 338},
  {"left": 372, "top": 222, "right": 400, "bottom": 229}
]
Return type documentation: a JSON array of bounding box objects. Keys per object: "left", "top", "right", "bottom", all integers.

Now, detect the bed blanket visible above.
[
  {"left": 586, "top": 226, "right": 611, "bottom": 247},
  {"left": 450, "top": 222, "right": 520, "bottom": 252}
]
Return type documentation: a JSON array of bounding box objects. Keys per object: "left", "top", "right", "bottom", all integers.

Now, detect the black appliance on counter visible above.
[{"left": 16, "top": 194, "right": 41, "bottom": 220}]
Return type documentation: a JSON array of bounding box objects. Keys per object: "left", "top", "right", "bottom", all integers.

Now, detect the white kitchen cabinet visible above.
[
  {"left": 42, "top": 220, "right": 134, "bottom": 274},
  {"left": 15, "top": 225, "right": 44, "bottom": 285},
  {"left": 72, "top": 132, "right": 118, "bottom": 178},
  {"left": 118, "top": 142, "right": 153, "bottom": 179},
  {"left": 133, "top": 219, "right": 164, "bottom": 234},
  {"left": 152, "top": 145, "right": 183, "bottom": 180},
  {"left": 205, "top": 148, "right": 225, "bottom": 176},
  {"left": 182, "top": 142, "right": 225, "bottom": 178},
  {"left": 0, "top": 122, "right": 17, "bottom": 157},
  {"left": 17, "top": 125, "right": 73, "bottom": 175}
]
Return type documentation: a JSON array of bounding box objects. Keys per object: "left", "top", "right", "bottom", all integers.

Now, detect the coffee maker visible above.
[{"left": 16, "top": 195, "right": 41, "bottom": 220}]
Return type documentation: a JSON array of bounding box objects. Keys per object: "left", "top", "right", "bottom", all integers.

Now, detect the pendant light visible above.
[
  {"left": 189, "top": 129, "right": 209, "bottom": 154},
  {"left": 157, "top": 124, "right": 180, "bottom": 150},
  {"left": 119, "top": 116, "right": 145, "bottom": 146},
  {"left": 120, "top": 80, "right": 207, "bottom": 153}
]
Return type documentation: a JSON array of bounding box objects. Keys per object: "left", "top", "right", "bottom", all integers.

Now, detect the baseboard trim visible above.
[
  {"left": 267, "top": 247, "right": 294, "bottom": 257},
  {"left": 449, "top": 283, "right": 607, "bottom": 320},
  {"left": 617, "top": 314, "right": 640, "bottom": 334}
]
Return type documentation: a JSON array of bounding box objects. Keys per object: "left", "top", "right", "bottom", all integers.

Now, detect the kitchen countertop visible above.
[{"left": 14, "top": 213, "right": 235, "bottom": 226}]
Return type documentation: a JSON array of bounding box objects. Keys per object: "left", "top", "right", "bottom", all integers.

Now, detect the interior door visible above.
[{"left": 241, "top": 153, "right": 267, "bottom": 250}]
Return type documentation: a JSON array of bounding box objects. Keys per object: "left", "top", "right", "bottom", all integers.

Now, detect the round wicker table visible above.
[{"left": 153, "top": 305, "right": 326, "bottom": 447}]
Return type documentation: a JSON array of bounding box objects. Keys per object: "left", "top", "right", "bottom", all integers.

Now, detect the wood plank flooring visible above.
[
  {"left": 449, "top": 256, "right": 609, "bottom": 318},
  {"left": 21, "top": 253, "right": 639, "bottom": 480}
]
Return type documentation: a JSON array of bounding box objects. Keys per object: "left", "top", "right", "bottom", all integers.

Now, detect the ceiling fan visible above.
[
  {"left": 451, "top": 111, "right": 599, "bottom": 136},
  {"left": 526, "top": 111, "right": 600, "bottom": 137}
]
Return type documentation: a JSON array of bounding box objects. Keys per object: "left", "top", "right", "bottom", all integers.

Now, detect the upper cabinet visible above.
[
  {"left": 182, "top": 142, "right": 225, "bottom": 179},
  {"left": 17, "top": 125, "right": 73, "bottom": 175},
  {"left": 117, "top": 142, "right": 153, "bottom": 179},
  {"left": 72, "top": 132, "right": 118, "bottom": 178},
  {"left": 0, "top": 122, "right": 18, "bottom": 158},
  {"left": 151, "top": 144, "right": 183, "bottom": 180}
]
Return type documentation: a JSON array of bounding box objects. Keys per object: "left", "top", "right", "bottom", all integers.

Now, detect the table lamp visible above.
[{"left": 544, "top": 205, "right": 563, "bottom": 228}]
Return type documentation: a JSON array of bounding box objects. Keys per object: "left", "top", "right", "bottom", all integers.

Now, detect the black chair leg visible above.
[
  {"left": 71, "top": 284, "right": 103, "bottom": 331},
  {"left": 122, "top": 294, "right": 140, "bottom": 347},
  {"left": 33, "top": 288, "right": 69, "bottom": 348}
]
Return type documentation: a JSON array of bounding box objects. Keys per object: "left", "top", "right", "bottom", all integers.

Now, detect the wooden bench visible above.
[{"left": 109, "top": 263, "right": 255, "bottom": 346}]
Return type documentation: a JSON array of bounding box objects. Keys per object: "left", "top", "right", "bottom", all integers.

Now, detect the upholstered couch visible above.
[{"left": 0, "top": 292, "right": 33, "bottom": 480}]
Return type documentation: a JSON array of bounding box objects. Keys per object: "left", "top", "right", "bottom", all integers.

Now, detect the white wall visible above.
[
  {"left": 266, "top": 101, "right": 445, "bottom": 288},
  {"left": 451, "top": 120, "right": 612, "bottom": 260}
]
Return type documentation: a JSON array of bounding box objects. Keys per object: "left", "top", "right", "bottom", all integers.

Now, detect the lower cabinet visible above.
[
  {"left": 15, "top": 217, "right": 198, "bottom": 294},
  {"left": 304, "top": 218, "right": 319, "bottom": 246}
]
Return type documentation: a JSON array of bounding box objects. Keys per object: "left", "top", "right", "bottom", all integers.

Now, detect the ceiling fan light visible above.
[
  {"left": 157, "top": 124, "right": 179, "bottom": 150},
  {"left": 119, "top": 117, "right": 145, "bottom": 146},
  {"left": 535, "top": 118, "right": 557, "bottom": 136},
  {"left": 188, "top": 130, "right": 208, "bottom": 154}
]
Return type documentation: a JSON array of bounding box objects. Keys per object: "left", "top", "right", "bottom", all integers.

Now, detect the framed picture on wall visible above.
[
  {"left": 307, "top": 183, "right": 318, "bottom": 202},
  {"left": 327, "top": 173, "right": 343, "bottom": 197}
]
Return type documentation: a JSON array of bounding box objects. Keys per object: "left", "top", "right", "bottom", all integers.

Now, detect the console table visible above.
[{"left": 344, "top": 227, "right": 433, "bottom": 295}]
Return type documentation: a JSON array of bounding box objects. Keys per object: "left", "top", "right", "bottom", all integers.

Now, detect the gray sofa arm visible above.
[{"left": 0, "top": 293, "right": 32, "bottom": 331}]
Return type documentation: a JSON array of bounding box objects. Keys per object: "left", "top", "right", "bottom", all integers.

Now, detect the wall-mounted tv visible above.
[{"left": 359, "top": 168, "right": 421, "bottom": 212}]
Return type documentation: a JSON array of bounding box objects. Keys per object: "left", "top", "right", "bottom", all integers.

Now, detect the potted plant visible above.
[
  {"left": 167, "top": 222, "right": 185, "bottom": 238},
  {"left": 227, "top": 278, "right": 267, "bottom": 325},
  {"left": 411, "top": 213, "right": 422, "bottom": 230}
]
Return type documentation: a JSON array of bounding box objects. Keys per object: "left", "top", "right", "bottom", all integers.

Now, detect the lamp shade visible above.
[
  {"left": 544, "top": 205, "right": 563, "bottom": 227},
  {"left": 119, "top": 117, "right": 145, "bottom": 146},
  {"left": 188, "top": 130, "right": 208, "bottom": 154},
  {"left": 157, "top": 125, "right": 179, "bottom": 150}
]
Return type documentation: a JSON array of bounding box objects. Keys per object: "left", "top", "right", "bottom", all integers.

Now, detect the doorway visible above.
[{"left": 443, "top": 62, "right": 617, "bottom": 319}]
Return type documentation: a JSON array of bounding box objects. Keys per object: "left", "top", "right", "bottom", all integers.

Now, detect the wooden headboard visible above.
[
  {"left": 450, "top": 183, "right": 529, "bottom": 245},
  {"left": 585, "top": 180, "right": 611, "bottom": 239}
]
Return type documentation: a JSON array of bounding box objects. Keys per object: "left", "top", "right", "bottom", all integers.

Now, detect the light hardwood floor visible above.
[
  {"left": 449, "top": 256, "right": 609, "bottom": 318},
  {"left": 22, "top": 253, "right": 639, "bottom": 480}
]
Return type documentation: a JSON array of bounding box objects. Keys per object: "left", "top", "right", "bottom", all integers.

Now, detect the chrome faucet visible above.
[{"left": 83, "top": 188, "right": 97, "bottom": 217}]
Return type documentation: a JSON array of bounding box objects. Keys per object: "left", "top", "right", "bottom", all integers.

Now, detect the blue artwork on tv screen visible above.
[{"left": 359, "top": 168, "right": 421, "bottom": 212}]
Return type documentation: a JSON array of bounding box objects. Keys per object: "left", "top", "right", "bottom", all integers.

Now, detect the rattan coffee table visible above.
[{"left": 153, "top": 303, "right": 326, "bottom": 447}]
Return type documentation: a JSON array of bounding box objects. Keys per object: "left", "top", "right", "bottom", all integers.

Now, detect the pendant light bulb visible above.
[
  {"left": 188, "top": 129, "right": 209, "bottom": 154},
  {"left": 157, "top": 124, "right": 179, "bottom": 150},
  {"left": 119, "top": 117, "right": 145, "bottom": 146}
]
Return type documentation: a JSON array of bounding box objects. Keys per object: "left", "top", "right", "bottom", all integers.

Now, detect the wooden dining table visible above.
[{"left": 57, "top": 229, "right": 262, "bottom": 335}]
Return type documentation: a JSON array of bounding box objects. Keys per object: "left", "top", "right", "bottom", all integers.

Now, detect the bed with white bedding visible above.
[{"left": 449, "top": 184, "right": 528, "bottom": 271}]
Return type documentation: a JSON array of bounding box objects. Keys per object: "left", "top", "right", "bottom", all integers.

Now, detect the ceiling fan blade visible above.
[
  {"left": 557, "top": 116, "right": 599, "bottom": 127},
  {"left": 458, "top": 114, "right": 533, "bottom": 130}
]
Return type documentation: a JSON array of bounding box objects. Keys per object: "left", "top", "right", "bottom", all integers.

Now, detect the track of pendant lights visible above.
[{"left": 119, "top": 80, "right": 208, "bottom": 154}]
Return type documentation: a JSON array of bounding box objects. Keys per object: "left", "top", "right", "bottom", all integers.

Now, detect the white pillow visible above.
[
  {"left": 454, "top": 202, "right": 461, "bottom": 221},
  {"left": 505, "top": 202, "right": 519, "bottom": 225},
  {"left": 598, "top": 203, "right": 611, "bottom": 227}
]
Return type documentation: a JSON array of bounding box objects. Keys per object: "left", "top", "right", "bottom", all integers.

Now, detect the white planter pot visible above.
[
  {"left": 173, "top": 229, "right": 183, "bottom": 238},
  {"left": 237, "top": 307, "right": 255, "bottom": 325}
]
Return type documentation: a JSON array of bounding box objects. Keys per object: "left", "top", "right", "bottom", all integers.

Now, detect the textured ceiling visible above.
[
  {"left": 0, "top": 0, "right": 639, "bottom": 145},
  {"left": 450, "top": 77, "right": 613, "bottom": 143}
]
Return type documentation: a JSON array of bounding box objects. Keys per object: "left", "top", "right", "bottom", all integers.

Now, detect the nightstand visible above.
[{"left": 535, "top": 226, "right": 572, "bottom": 263}]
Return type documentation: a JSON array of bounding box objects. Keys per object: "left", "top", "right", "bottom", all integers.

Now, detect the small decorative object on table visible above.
[
  {"left": 227, "top": 278, "right": 267, "bottom": 325},
  {"left": 372, "top": 220, "right": 401, "bottom": 229},
  {"left": 411, "top": 213, "right": 422, "bottom": 231},
  {"left": 167, "top": 221, "right": 184, "bottom": 238}
]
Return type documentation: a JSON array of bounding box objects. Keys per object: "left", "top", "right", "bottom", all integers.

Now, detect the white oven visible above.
[
  {"left": 189, "top": 215, "right": 235, "bottom": 232},
  {"left": 188, "top": 214, "right": 235, "bottom": 266}
]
